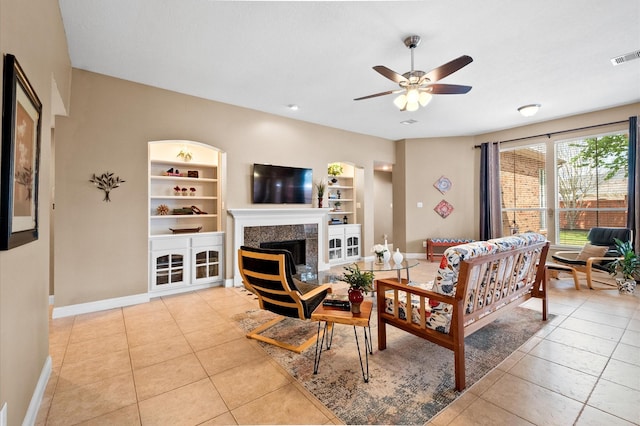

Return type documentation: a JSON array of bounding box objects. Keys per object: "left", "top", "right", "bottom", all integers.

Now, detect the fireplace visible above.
[
  {"left": 228, "top": 208, "right": 331, "bottom": 286},
  {"left": 260, "top": 239, "right": 306, "bottom": 266}
]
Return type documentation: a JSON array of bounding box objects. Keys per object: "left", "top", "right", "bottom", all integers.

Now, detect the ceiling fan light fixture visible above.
[
  {"left": 393, "top": 94, "right": 407, "bottom": 109},
  {"left": 406, "top": 101, "right": 420, "bottom": 112},
  {"left": 518, "top": 104, "right": 541, "bottom": 117},
  {"left": 406, "top": 87, "right": 420, "bottom": 104},
  {"left": 418, "top": 92, "right": 432, "bottom": 107}
]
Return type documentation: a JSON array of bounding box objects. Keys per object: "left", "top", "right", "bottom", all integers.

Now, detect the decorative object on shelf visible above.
[
  {"left": 393, "top": 248, "right": 404, "bottom": 265},
  {"left": 169, "top": 226, "right": 202, "bottom": 234},
  {"left": 328, "top": 163, "right": 343, "bottom": 184},
  {"left": 191, "top": 205, "right": 208, "bottom": 215},
  {"left": 173, "top": 185, "right": 181, "bottom": 196},
  {"left": 315, "top": 180, "right": 326, "bottom": 208},
  {"left": 156, "top": 204, "right": 169, "bottom": 215},
  {"left": 187, "top": 170, "right": 199, "bottom": 178},
  {"left": 434, "top": 199, "right": 454, "bottom": 218},
  {"left": 342, "top": 264, "right": 374, "bottom": 314},
  {"left": 189, "top": 187, "right": 196, "bottom": 196},
  {"left": 181, "top": 187, "right": 188, "bottom": 196},
  {"left": 343, "top": 215, "right": 348, "bottom": 224},
  {"left": 434, "top": 175, "right": 452, "bottom": 194},
  {"left": 337, "top": 190, "right": 341, "bottom": 199},
  {"left": 0, "top": 54, "right": 42, "bottom": 250},
  {"left": 89, "top": 172, "right": 125, "bottom": 202},
  {"left": 173, "top": 207, "right": 194, "bottom": 215},
  {"left": 334, "top": 201, "right": 342, "bottom": 211},
  {"left": 176, "top": 146, "right": 192, "bottom": 162},
  {"left": 371, "top": 244, "right": 388, "bottom": 264},
  {"left": 164, "top": 167, "right": 182, "bottom": 176},
  {"left": 607, "top": 238, "right": 639, "bottom": 294}
]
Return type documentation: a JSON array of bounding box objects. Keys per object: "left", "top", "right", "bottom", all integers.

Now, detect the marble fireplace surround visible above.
[{"left": 229, "top": 208, "right": 331, "bottom": 286}]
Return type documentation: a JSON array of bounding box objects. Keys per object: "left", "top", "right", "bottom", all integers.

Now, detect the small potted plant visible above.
[
  {"left": 333, "top": 201, "right": 342, "bottom": 211},
  {"left": 608, "top": 238, "right": 639, "bottom": 294},
  {"left": 342, "top": 264, "right": 374, "bottom": 313},
  {"left": 189, "top": 187, "right": 196, "bottom": 196},
  {"left": 327, "top": 163, "right": 343, "bottom": 184},
  {"left": 173, "top": 185, "right": 181, "bottom": 196},
  {"left": 315, "top": 180, "right": 326, "bottom": 208},
  {"left": 181, "top": 187, "right": 188, "bottom": 196}
]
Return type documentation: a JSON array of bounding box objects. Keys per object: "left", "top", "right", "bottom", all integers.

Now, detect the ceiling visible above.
[{"left": 58, "top": 0, "right": 640, "bottom": 141}]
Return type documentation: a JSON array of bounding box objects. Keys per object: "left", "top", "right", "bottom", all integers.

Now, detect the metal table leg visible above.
[
  {"left": 353, "top": 324, "right": 373, "bottom": 383},
  {"left": 313, "top": 321, "right": 334, "bottom": 375}
]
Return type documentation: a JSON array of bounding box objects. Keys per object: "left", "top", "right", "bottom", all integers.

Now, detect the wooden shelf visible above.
[{"left": 150, "top": 175, "right": 217, "bottom": 183}]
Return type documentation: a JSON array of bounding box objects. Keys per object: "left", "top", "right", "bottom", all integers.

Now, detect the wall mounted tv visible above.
[{"left": 252, "top": 163, "right": 313, "bottom": 204}]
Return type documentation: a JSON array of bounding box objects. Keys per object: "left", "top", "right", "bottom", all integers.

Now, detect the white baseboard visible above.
[
  {"left": 1, "top": 402, "right": 6, "bottom": 426},
  {"left": 22, "top": 356, "right": 51, "bottom": 426},
  {"left": 48, "top": 295, "right": 54, "bottom": 306},
  {"left": 51, "top": 293, "right": 150, "bottom": 319}
]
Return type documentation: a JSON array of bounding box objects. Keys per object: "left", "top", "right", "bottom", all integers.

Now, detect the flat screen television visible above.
[{"left": 252, "top": 163, "right": 313, "bottom": 204}]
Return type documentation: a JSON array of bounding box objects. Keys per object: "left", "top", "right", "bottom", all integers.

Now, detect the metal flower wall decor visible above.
[{"left": 90, "top": 172, "right": 125, "bottom": 202}]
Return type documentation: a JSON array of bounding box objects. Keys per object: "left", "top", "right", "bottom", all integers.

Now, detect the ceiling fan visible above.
[{"left": 354, "top": 35, "right": 473, "bottom": 111}]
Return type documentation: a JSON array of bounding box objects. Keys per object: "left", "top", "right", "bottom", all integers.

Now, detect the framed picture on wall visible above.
[{"left": 0, "top": 54, "right": 42, "bottom": 250}]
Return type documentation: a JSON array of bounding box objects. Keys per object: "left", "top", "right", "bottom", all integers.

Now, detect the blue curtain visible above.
[
  {"left": 479, "top": 142, "right": 502, "bottom": 240},
  {"left": 627, "top": 116, "right": 639, "bottom": 252}
]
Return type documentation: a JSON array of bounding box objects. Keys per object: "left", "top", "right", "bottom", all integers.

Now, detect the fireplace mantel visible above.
[{"left": 229, "top": 208, "right": 331, "bottom": 286}]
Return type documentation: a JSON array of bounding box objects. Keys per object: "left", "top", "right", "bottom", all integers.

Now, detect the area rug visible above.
[{"left": 233, "top": 303, "right": 550, "bottom": 425}]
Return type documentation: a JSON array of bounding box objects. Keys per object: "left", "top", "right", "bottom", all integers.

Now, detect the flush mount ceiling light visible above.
[
  {"left": 287, "top": 104, "right": 299, "bottom": 111},
  {"left": 354, "top": 35, "right": 473, "bottom": 112},
  {"left": 518, "top": 104, "right": 541, "bottom": 117}
]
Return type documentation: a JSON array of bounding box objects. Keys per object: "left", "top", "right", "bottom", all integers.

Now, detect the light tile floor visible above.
[{"left": 36, "top": 262, "right": 639, "bottom": 425}]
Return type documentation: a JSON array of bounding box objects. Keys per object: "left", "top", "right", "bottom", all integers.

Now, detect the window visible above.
[
  {"left": 556, "top": 132, "right": 628, "bottom": 245},
  {"left": 500, "top": 144, "right": 547, "bottom": 237},
  {"left": 499, "top": 130, "right": 628, "bottom": 246}
]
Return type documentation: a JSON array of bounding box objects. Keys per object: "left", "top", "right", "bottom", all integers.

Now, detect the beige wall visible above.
[
  {"left": 373, "top": 170, "right": 393, "bottom": 245},
  {"left": 0, "top": 0, "right": 71, "bottom": 423},
  {"left": 54, "top": 69, "right": 394, "bottom": 308},
  {"left": 395, "top": 136, "right": 478, "bottom": 254}
]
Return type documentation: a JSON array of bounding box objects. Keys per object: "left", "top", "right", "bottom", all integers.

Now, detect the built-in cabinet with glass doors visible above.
[{"left": 148, "top": 140, "right": 224, "bottom": 295}]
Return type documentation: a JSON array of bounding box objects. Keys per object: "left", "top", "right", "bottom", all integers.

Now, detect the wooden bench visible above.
[
  {"left": 426, "top": 238, "right": 474, "bottom": 262},
  {"left": 377, "top": 234, "right": 549, "bottom": 391}
]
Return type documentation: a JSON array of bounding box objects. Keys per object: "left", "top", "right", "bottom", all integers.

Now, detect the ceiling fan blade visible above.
[
  {"left": 427, "top": 84, "right": 472, "bottom": 94},
  {"left": 424, "top": 55, "right": 473, "bottom": 82},
  {"left": 373, "top": 65, "right": 409, "bottom": 84},
  {"left": 354, "top": 89, "right": 402, "bottom": 101}
]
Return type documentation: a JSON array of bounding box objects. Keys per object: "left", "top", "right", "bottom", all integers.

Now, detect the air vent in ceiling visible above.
[
  {"left": 400, "top": 119, "right": 418, "bottom": 125},
  {"left": 610, "top": 50, "right": 640, "bottom": 66}
]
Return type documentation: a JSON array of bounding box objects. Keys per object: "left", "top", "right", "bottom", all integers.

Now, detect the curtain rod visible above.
[{"left": 474, "top": 119, "right": 628, "bottom": 148}]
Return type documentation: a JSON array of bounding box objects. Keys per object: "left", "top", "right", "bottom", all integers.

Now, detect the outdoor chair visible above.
[
  {"left": 238, "top": 246, "right": 332, "bottom": 353},
  {"left": 551, "top": 227, "right": 632, "bottom": 289}
]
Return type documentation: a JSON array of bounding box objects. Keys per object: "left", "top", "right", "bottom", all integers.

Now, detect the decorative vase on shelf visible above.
[
  {"left": 348, "top": 288, "right": 364, "bottom": 313},
  {"left": 318, "top": 197, "right": 323, "bottom": 208},
  {"left": 393, "top": 248, "right": 404, "bottom": 265},
  {"left": 383, "top": 250, "right": 391, "bottom": 263}
]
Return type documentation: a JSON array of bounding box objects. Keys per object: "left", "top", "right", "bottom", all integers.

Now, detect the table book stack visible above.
[{"left": 322, "top": 294, "right": 350, "bottom": 311}]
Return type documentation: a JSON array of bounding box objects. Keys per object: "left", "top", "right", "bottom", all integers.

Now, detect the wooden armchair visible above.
[
  {"left": 552, "top": 227, "right": 632, "bottom": 289},
  {"left": 238, "top": 246, "right": 331, "bottom": 353}
]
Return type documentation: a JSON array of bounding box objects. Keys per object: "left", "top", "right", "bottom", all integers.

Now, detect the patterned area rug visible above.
[{"left": 233, "top": 302, "right": 550, "bottom": 425}]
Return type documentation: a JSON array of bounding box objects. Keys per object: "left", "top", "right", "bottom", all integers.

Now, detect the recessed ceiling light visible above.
[
  {"left": 287, "top": 104, "right": 299, "bottom": 111},
  {"left": 400, "top": 119, "right": 418, "bottom": 125}
]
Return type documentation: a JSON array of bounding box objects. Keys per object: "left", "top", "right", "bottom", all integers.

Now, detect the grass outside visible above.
[{"left": 558, "top": 229, "right": 590, "bottom": 246}]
